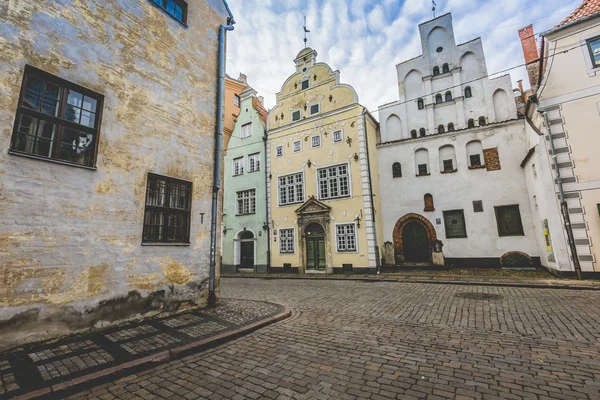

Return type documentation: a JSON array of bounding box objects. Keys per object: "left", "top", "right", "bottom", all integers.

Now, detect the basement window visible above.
[
  {"left": 143, "top": 173, "right": 192, "bottom": 244},
  {"left": 10, "top": 65, "right": 103, "bottom": 168},
  {"left": 151, "top": 0, "right": 188, "bottom": 25}
]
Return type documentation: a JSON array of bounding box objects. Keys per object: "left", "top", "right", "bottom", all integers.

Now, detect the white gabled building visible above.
[{"left": 376, "top": 13, "right": 540, "bottom": 268}]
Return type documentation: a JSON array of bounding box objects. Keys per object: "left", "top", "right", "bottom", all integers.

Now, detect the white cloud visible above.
[{"left": 226, "top": 0, "right": 583, "bottom": 116}]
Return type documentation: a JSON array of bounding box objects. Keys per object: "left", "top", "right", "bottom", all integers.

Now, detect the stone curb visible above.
[
  {"left": 11, "top": 303, "right": 292, "bottom": 400},
  {"left": 222, "top": 274, "right": 600, "bottom": 291}
]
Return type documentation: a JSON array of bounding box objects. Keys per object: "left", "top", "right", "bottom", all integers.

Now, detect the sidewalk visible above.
[
  {"left": 222, "top": 272, "right": 600, "bottom": 290},
  {"left": 0, "top": 299, "right": 289, "bottom": 400}
]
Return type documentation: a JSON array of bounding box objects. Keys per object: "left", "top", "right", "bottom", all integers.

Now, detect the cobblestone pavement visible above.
[
  {"left": 0, "top": 299, "right": 284, "bottom": 398},
  {"left": 67, "top": 279, "right": 600, "bottom": 400}
]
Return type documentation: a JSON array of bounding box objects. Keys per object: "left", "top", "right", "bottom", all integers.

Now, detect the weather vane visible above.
[
  {"left": 432, "top": 0, "right": 437, "bottom": 18},
  {"left": 303, "top": 16, "right": 310, "bottom": 48}
]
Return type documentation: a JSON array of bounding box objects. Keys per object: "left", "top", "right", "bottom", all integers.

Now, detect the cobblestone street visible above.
[{"left": 67, "top": 278, "right": 600, "bottom": 400}]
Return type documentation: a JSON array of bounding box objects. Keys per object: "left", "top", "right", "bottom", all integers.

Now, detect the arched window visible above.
[
  {"left": 424, "top": 193, "right": 435, "bottom": 212},
  {"left": 438, "top": 125, "right": 445, "bottom": 134},
  {"left": 442, "top": 63, "right": 449, "bottom": 73},
  {"left": 448, "top": 123, "right": 455, "bottom": 132},
  {"left": 479, "top": 116, "right": 486, "bottom": 126},
  {"left": 468, "top": 119, "right": 475, "bottom": 128},
  {"left": 392, "top": 162, "right": 402, "bottom": 178},
  {"left": 465, "top": 86, "right": 472, "bottom": 98},
  {"left": 433, "top": 66, "right": 440, "bottom": 76},
  {"left": 419, "top": 128, "right": 426, "bottom": 137},
  {"left": 415, "top": 148, "right": 429, "bottom": 176},
  {"left": 445, "top": 91, "right": 452, "bottom": 102},
  {"left": 439, "top": 145, "right": 457, "bottom": 172},
  {"left": 411, "top": 129, "right": 417, "bottom": 139},
  {"left": 466, "top": 140, "right": 484, "bottom": 167},
  {"left": 417, "top": 98, "right": 424, "bottom": 110},
  {"left": 435, "top": 94, "right": 443, "bottom": 104}
]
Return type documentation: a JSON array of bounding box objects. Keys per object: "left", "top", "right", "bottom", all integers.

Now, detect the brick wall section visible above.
[
  {"left": 518, "top": 24, "right": 541, "bottom": 91},
  {"left": 484, "top": 147, "right": 502, "bottom": 171}
]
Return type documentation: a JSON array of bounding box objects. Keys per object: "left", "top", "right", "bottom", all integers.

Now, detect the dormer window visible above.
[
  {"left": 292, "top": 110, "right": 301, "bottom": 122},
  {"left": 433, "top": 66, "right": 440, "bottom": 76},
  {"left": 417, "top": 98, "right": 424, "bottom": 110},
  {"left": 301, "top": 80, "right": 309, "bottom": 90},
  {"left": 442, "top": 63, "right": 449, "bottom": 73}
]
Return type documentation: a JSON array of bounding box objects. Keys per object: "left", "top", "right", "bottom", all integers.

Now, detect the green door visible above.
[{"left": 305, "top": 223, "right": 326, "bottom": 271}]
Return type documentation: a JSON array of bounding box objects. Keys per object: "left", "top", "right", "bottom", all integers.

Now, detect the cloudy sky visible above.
[{"left": 225, "top": 0, "right": 580, "bottom": 115}]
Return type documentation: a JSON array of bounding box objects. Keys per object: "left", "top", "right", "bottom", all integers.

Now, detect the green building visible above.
[{"left": 222, "top": 86, "right": 269, "bottom": 272}]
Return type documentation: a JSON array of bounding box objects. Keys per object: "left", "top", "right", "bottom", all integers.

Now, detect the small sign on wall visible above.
[{"left": 436, "top": 218, "right": 442, "bottom": 225}]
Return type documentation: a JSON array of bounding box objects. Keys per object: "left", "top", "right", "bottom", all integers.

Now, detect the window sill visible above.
[
  {"left": 279, "top": 201, "right": 304, "bottom": 207},
  {"left": 446, "top": 236, "right": 468, "bottom": 239},
  {"left": 498, "top": 233, "right": 525, "bottom": 237},
  {"left": 8, "top": 150, "right": 97, "bottom": 170},
  {"left": 441, "top": 169, "right": 458, "bottom": 174},
  {"left": 233, "top": 173, "right": 244, "bottom": 176},
  {"left": 141, "top": 242, "right": 191, "bottom": 246},
  {"left": 468, "top": 164, "right": 487, "bottom": 170},
  {"left": 393, "top": 176, "right": 402, "bottom": 178},
  {"left": 416, "top": 173, "right": 431, "bottom": 177},
  {"left": 236, "top": 213, "right": 256, "bottom": 216},
  {"left": 248, "top": 170, "right": 261, "bottom": 173},
  {"left": 319, "top": 195, "right": 352, "bottom": 201}
]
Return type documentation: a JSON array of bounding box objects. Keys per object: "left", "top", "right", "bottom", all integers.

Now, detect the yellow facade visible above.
[{"left": 266, "top": 48, "right": 383, "bottom": 274}]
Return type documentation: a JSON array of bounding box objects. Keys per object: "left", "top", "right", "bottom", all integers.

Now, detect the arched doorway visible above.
[
  {"left": 402, "top": 222, "right": 429, "bottom": 262},
  {"left": 239, "top": 230, "right": 255, "bottom": 268},
  {"left": 393, "top": 213, "right": 437, "bottom": 264},
  {"left": 305, "top": 222, "right": 326, "bottom": 271}
]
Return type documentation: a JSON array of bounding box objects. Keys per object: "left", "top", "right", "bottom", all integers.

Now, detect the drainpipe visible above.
[
  {"left": 263, "top": 132, "right": 271, "bottom": 272},
  {"left": 362, "top": 109, "right": 381, "bottom": 273},
  {"left": 209, "top": 2, "right": 235, "bottom": 307},
  {"left": 543, "top": 111, "right": 582, "bottom": 280}
]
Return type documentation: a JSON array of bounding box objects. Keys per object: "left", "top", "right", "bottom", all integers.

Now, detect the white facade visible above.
[{"left": 377, "top": 13, "right": 539, "bottom": 266}]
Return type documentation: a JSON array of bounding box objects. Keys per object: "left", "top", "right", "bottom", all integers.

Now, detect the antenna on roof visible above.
[
  {"left": 432, "top": 0, "right": 437, "bottom": 18},
  {"left": 303, "top": 16, "right": 310, "bottom": 48}
]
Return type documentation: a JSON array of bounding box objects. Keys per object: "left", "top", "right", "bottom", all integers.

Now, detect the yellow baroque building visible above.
[{"left": 266, "top": 48, "right": 383, "bottom": 274}]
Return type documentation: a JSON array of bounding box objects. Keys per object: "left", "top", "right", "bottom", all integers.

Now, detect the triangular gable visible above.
[{"left": 295, "top": 196, "right": 331, "bottom": 215}]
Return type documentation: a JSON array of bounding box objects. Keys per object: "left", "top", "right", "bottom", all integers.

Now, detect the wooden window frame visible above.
[
  {"left": 469, "top": 154, "right": 482, "bottom": 167},
  {"left": 310, "top": 103, "right": 320, "bottom": 115},
  {"left": 142, "top": 173, "right": 192, "bottom": 244},
  {"left": 275, "top": 145, "right": 284, "bottom": 158},
  {"left": 335, "top": 223, "right": 357, "bottom": 252},
  {"left": 392, "top": 162, "right": 402, "bottom": 178},
  {"left": 292, "top": 110, "right": 301, "bottom": 122},
  {"left": 10, "top": 65, "right": 103, "bottom": 169},
  {"left": 279, "top": 228, "right": 295, "bottom": 254},
  {"left": 248, "top": 152, "right": 260, "bottom": 172},
  {"left": 236, "top": 189, "right": 256, "bottom": 216},
  {"left": 149, "top": 0, "right": 188, "bottom": 25},
  {"left": 317, "top": 163, "right": 350, "bottom": 200},
  {"left": 278, "top": 172, "right": 304, "bottom": 206},
  {"left": 443, "top": 159, "right": 454, "bottom": 171}
]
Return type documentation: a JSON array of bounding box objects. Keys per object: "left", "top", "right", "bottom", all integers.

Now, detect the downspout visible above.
[
  {"left": 209, "top": 2, "right": 235, "bottom": 307},
  {"left": 263, "top": 131, "right": 271, "bottom": 272},
  {"left": 362, "top": 109, "right": 381, "bottom": 273},
  {"left": 543, "top": 111, "right": 582, "bottom": 280}
]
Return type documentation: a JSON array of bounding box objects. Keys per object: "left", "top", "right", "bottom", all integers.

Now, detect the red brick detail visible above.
[
  {"left": 392, "top": 213, "right": 437, "bottom": 262},
  {"left": 483, "top": 148, "right": 501, "bottom": 171},
  {"left": 424, "top": 194, "right": 435, "bottom": 212},
  {"left": 518, "top": 25, "right": 539, "bottom": 64}
]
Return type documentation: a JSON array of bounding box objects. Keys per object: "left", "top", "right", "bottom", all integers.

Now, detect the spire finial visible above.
[
  {"left": 432, "top": 0, "right": 437, "bottom": 18},
  {"left": 303, "top": 16, "right": 310, "bottom": 48}
]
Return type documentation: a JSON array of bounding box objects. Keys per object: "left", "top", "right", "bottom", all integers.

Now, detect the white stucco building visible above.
[{"left": 376, "top": 13, "right": 540, "bottom": 267}]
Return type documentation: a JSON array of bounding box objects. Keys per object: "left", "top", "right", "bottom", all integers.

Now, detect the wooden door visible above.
[
  {"left": 402, "top": 222, "right": 430, "bottom": 262},
  {"left": 240, "top": 241, "right": 254, "bottom": 267}
]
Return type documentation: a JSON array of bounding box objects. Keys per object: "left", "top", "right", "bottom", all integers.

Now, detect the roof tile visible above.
[{"left": 555, "top": 0, "right": 600, "bottom": 29}]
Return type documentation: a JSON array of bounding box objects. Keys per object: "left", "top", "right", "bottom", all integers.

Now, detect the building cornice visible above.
[{"left": 267, "top": 104, "right": 360, "bottom": 136}]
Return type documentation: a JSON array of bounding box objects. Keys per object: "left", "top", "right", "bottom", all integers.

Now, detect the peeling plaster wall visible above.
[{"left": 0, "top": 0, "right": 228, "bottom": 349}]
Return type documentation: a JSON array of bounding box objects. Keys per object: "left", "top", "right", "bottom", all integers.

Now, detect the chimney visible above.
[
  {"left": 238, "top": 73, "right": 247, "bottom": 84},
  {"left": 517, "top": 80, "right": 524, "bottom": 94},
  {"left": 258, "top": 96, "right": 264, "bottom": 105},
  {"left": 518, "top": 25, "right": 541, "bottom": 93}
]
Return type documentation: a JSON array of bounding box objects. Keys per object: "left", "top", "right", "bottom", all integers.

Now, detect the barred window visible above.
[
  {"left": 443, "top": 159, "right": 454, "bottom": 171},
  {"left": 495, "top": 205, "right": 524, "bottom": 236},
  {"left": 241, "top": 122, "right": 252, "bottom": 138},
  {"left": 248, "top": 152, "right": 260, "bottom": 172},
  {"left": 392, "top": 162, "right": 402, "bottom": 178},
  {"left": 318, "top": 164, "right": 350, "bottom": 200},
  {"left": 418, "top": 164, "right": 428, "bottom": 176},
  {"left": 143, "top": 173, "right": 191, "bottom": 243},
  {"left": 333, "top": 130, "right": 343, "bottom": 143},
  {"left": 443, "top": 209, "right": 467, "bottom": 239},
  {"left": 470, "top": 154, "right": 481, "bottom": 167},
  {"left": 151, "top": 0, "right": 187, "bottom": 24},
  {"left": 336, "top": 224, "right": 357, "bottom": 252},
  {"left": 233, "top": 157, "right": 244, "bottom": 175},
  {"left": 10, "top": 66, "right": 103, "bottom": 168},
  {"left": 236, "top": 189, "right": 256, "bottom": 215},
  {"left": 279, "top": 228, "right": 295, "bottom": 253},
  {"left": 278, "top": 173, "right": 304, "bottom": 205}
]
